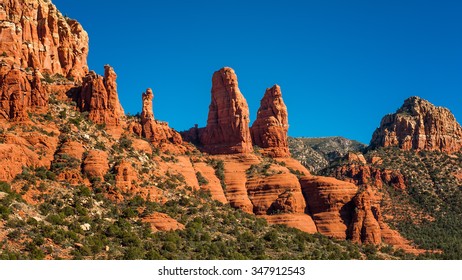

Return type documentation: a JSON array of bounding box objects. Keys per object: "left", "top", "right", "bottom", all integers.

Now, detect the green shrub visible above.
[{"left": 195, "top": 172, "right": 209, "bottom": 186}]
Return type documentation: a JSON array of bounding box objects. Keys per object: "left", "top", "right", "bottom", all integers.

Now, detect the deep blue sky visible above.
[{"left": 54, "top": 0, "right": 461, "bottom": 144}]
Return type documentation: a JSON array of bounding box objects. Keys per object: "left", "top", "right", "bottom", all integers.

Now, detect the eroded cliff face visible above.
[
  {"left": 370, "top": 96, "right": 462, "bottom": 153},
  {"left": 0, "top": 67, "right": 47, "bottom": 121},
  {"left": 72, "top": 65, "right": 125, "bottom": 128},
  {"left": 0, "top": 0, "right": 89, "bottom": 79},
  {"left": 199, "top": 67, "right": 253, "bottom": 154},
  {"left": 0, "top": 0, "right": 89, "bottom": 122},
  {"left": 251, "top": 85, "right": 290, "bottom": 157}
]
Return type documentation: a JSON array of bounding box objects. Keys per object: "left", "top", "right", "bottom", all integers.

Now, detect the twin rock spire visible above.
[{"left": 182, "top": 67, "right": 290, "bottom": 157}]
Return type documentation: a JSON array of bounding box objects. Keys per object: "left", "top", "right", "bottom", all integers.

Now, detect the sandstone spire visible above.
[
  {"left": 141, "top": 88, "right": 154, "bottom": 122},
  {"left": 75, "top": 65, "right": 124, "bottom": 127},
  {"left": 139, "top": 88, "right": 183, "bottom": 146},
  {"left": 200, "top": 67, "right": 253, "bottom": 154},
  {"left": 251, "top": 85, "right": 290, "bottom": 157},
  {"left": 370, "top": 96, "right": 462, "bottom": 153}
]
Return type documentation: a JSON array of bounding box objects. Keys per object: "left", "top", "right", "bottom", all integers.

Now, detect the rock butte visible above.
[{"left": 370, "top": 96, "right": 462, "bottom": 153}]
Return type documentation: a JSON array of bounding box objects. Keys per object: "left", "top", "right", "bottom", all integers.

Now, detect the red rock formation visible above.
[
  {"left": 0, "top": 0, "right": 89, "bottom": 80},
  {"left": 218, "top": 154, "right": 260, "bottom": 213},
  {"left": 142, "top": 212, "right": 185, "bottom": 232},
  {"left": 139, "top": 88, "right": 183, "bottom": 148},
  {"left": 0, "top": 67, "right": 47, "bottom": 121},
  {"left": 58, "top": 141, "right": 85, "bottom": 161},
  {"left": 0, "top": 128, "right": 59, "bottom": 182},
  {"left": 192, "top": 162, "right": 228, "bottom": 203},
  {"left": 349, "top": 189, "right": 382, "bottom": 244},
  {"left": 246, "top": 173, "right": 305, "bottom": 215},
  {"left": 83, "top": 150, "right": 109, "bottom": 180},
  {"left": 331, "top": 164, "right": 406, "bottom": 190},
  {"left": 300, "top": 176, "right": 358, "bottom": 239},
  {"left": 200, "top": 67, "right": 253, "bottom": 154},
  {"left": 54, "top": 140, "right": 85, "bottom": 184},
  {"left": 115, "top": 161, "right": 137, "bottom": 190},
  {"left": 141, "top": 88, "right": 155, "bottom": 121},
  {"left": 0, "top": 140, "right": 42, "bottom": 182},
  {"left": 371, "top": 96, "right": 462, "bottom": 153},
  {"left": 347, "top": 152, "right": 367, "bottom": 164},
  {"left": 74, "top": 66, "right": 124, "bottom": 127},
  {"left": 349, "top": 187, "right": 422, "bottom": 253},
  {"left": 261, "top": 214, "right": 317, "bottom": 233},
  {"left": 251, "top": 85, "right": 290, "bottom": 157}
]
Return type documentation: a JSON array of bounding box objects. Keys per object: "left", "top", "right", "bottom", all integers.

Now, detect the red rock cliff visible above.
[
  {"left": 0, "top": 67, "right": 47, "bottom": 121},
  {"left": 370, "top": 96, "right": 462, "bottom": 153},
  {"left": 200, "top": 67, "right": 253, "bottom": 154},
  {"left": 251, "top": 85, "right": 290, "bottom": 157},
  {"left": 0, "top": 0, "right": 88, "bottom": 80},
  {"left": 0, "top": 0, "right": 89, "bottom": 122}
]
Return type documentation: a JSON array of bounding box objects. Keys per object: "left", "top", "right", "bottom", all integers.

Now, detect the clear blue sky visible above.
[{"left": 54, "top": 0, "right": 461, "bottom": 144}]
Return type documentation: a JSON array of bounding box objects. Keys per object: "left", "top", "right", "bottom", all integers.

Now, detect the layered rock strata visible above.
[
  {"left": 199, "top": 67, "right": 253, "bottom": 154},
  {"left": 0, "top": 0, "right": 89, "bottom": 80},
  {"left": 371, "top": 96, "right": 462, "bottom": 153}
]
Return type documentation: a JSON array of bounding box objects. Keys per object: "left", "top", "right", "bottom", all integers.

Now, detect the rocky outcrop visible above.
[
  {"left": 199, "top": 67, "right": 253, "bottom": 154},
  {"left": 0, "top": 128, "right": 59, "bottom": 182},
  {"left": 138, "top": 88, "right": 183, "bottom": 148},
  {"left": 142, "top": 212, "right": 185, "bottom": 232},
  {"left": 73, "top": 66, "right": 124, "bottom": 127},
  {"left": 261, "top": 214, "right": 317, "bottom": 233},
  {"left": 115, "top": 161, "right": 138, "bottom": 190},
  {"left": 141, "top": 88, "right": 155, "bottom": 122},
  {"left": 0, "top": 67, "right": 47, "bottom": 121},
  {"left": 220, "top": 154, "right": 259, "bottom": 213},
  {"left": 83, "top": 150, "right": 109, "bottom": 180},
  {"left": 192, "top": 161, "right": 228, "bottom": 203},
  {"left": 0, "top": 0, "right": 89, "bottom": 80},
  {"left": 371, "top": 96, "right": 462, "bottom": 153},
  {"left": 349, "top": 189, "right": 382, "bottom": 244},
  {"left": 330, "top": 164, "right": 406, "bottom": 190},
  {"left": 247, "top": 173, "right": 305, "bottom": 215},
  {"left": 54, "top": 140, "right": 85, "bottom": 184},
  {"left": 300, "top": 176, "right": 358, "bottom": 239},
  {"left": 58, "top": 141, "right": 85, "bottom": 160},
  {"left": 349, "top": 188, "right": 421, "bottom": 252},
  {"left": 0, "top": 0, "right": 90, "bottom": 122},
  {"left": 251, "top": 85, "right": 290, "bottom": 157}
]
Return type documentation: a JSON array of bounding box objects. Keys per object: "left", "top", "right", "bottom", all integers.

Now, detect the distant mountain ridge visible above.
[{"left": 288, "top": 136, "right": 367, "bottom": 173}]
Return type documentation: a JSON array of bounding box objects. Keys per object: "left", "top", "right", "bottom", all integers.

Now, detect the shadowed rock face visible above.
[
  {"left": 371, "top": 96, "right": 462, "bottom": 153},
  {"left": 200, "top": 67, "right": 253, "bottom": 154},
  {"left": 0, "top": 0, "right": 89, "bottom": 80},
  {"left": 251, "top": 85, "right": 290, "bottom": 157},
  {"left": 0, "top": 67, "right": 47, "bottom": 121}
]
